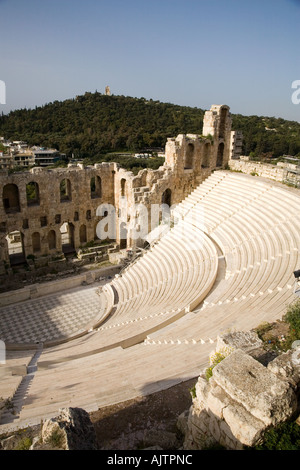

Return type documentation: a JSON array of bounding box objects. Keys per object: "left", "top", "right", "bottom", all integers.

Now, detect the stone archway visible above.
[
  {"left": 26, "top": 181, "right": 40, "bottom": 206},
  {"left": 79, "top": 224, "right": 87, "bottom": 244},
  {"left": 121, "top": 178, "right": 126, "bottom": 197},
  {"left": 184, "top": 143, "right": 194, "bottom": 169},
  {"left": 48, "top": 230, "right": 56, "bottom": 250},
  {"left": 216, "top": 142, "right": 225, "bottom": 167},
  {"left": 120, "top": 222, "right": 127, "bottom": 249},
  {"left": 60, "top": 178, "right": 72, "bottom": 202},
  {"left": 3, "top": 184, "right": 20, "bottom": 213},
  {"left": 161, "top": 188, "right": 172, "bottom": 207},
  {"left": 202, "top": 143, "right": 211, "bottom": 168},
  {"left": 91, "top": 176, "right": 102, "bottom": 199},
  {"left": 6, "top": 230, "right": 25, "bottom": 265},
  {"left": 32, "top": 232, "right": 41, "bottom": 253},
  {"left": 60, "top": 222, "right": 75, "bottom": 254}
]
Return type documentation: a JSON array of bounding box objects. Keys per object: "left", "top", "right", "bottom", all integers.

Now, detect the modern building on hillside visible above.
[
  {"left": 0, "top": 152, "right": 13, "bottom": 169},
  {"left": 32, "top": 148, "right": 67, "bottom": 167}
]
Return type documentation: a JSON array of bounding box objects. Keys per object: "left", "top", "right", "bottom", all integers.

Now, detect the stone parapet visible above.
[{"left": 229, "top": 159, "right": 285, "bottom": 182}]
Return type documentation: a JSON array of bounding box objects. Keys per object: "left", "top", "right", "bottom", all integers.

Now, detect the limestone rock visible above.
[
  {"left": 222, "top": 403, "right": 264, "bottom": 446},
  {"left": 215, "top": 330, "right": 262, "bottom": 355},
  {"left": 1, "top": 435, "right": 18, "bottom": 450},
  {"left": 176, "top": 409, "right": 189, "bottom": 436},
  {"left": 29, "top": 436, "right": 42, "bottom": 450},
  {"left": 249, "top": 348, "right": 278, "bottom": 367},
  {"left": 213, "top": 330, "right": 276, "bottom": 366},
  {"left": 41, "top": 407, "right": 98, "bottom": 450},
  {"left": 184, "top": 348, "right": 299, "bottom": 450},
  {"left": 205, "top": 383, "right": 231, "bottom": 419},
  {"left": 267, "top": 347, "right": 300, "bottom": 387},
  {"left": 212, "top": 349, "right": 297, "bottom": 427}
]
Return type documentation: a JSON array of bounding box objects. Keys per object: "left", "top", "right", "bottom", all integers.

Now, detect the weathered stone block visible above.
[
  {"left": 216, "top": 330, "right": 263, "bottom": 355},
  {"left": 205, "top": 383, "right": 231, "bottom": 419},
  {"left": 176, "top": 408, "right": 189, "bottom": 436},
  {"left": 267, "top": 348, "right": 300, "bottom": 386},
  {"left": 212, "top": 349, "right": 297, "bottom": 426},
  {"left": 222, "top": 402, "right": 265, "bottom": 447}
]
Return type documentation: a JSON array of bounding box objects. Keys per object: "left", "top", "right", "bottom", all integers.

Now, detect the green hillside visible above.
[{"left": 0, "top": 92, "right": 299, "bottom": 165}]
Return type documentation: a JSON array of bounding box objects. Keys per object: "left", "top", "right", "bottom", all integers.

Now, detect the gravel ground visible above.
[{"left": 90, "top": 378, "right": 197, "bottom": 450}]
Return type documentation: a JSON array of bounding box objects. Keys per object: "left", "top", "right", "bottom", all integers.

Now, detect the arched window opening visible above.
[
  {"left": 184, "top": 143, "right": 194, "bottom": 170},
  {"left": 32, "top": 232, "right": 41, "bottom": 253},
  {"left": 60, "top": 222, "right": 75, "bottom": 254},
  {"left": 120, "top": 222, "right": 127, "bottom": 249},
  {"left": 48, "top": 230, "right": 56, "bottom": 250},
  {"left": 79, "top": 224, "right": 87, "bottom": 244},
  {"left": 91, "top": 176, "right": 102, "bottom": 199},
  {"left": 202, "top": 143, "right": 211, "bottom": 168},
  {"left": 161, "top": 188, "right": 172, "bottom": 207},
  {"left": 160, "top": 188, "right": 172, "bottom": 224},
  {"left": 3, "top": 184, "right": 20, "bottom": 213},
  {"left": 216, "top": 142, "right": 225, "bottom": 167},
  {"left": 60, "top": 179, "right": 72, "bottom": 202},
  {"left": 121, "top": 178, "right": 126, "bottom": 197},
  {"left": 6, "top": 231, "right": 25, "bottom": 265},
  {"left": 26, "top": 182, "right": 40, "bottom": 206}
]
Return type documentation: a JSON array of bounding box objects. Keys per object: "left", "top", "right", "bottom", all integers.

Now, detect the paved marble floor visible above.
[{"left": 0, "top": 282, "right": 104, "bottom": 344}]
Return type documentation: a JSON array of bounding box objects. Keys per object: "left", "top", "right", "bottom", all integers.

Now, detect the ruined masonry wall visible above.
[
  {"left": 0, "top": 104, "right": 233, "bottom": 266},
  {"left": 0, "top": 163, "right": 116, "bottom": 264}
]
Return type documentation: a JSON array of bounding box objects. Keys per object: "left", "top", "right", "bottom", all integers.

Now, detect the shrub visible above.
[
  {"left": 283, "top": 300, "right": 300, "bottom": 338},
  {"left": 205, "top": 352, "right": 227, "bottom": 381},
  {"left": 46, "top": 428, "right": 65, "bottom": 448},
  {"left": 255, "top": 421, "right": 300, "bottom": 450},
  {"left": 15, "top": 437, "right": 32, "bottom": 450},
  {"left": 189, "top": 385, "right": 196, "bottom": 399}
]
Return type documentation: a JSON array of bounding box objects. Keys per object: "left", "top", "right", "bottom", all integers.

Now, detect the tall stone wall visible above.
[
  {"left": 0, "top": 103, "right": 233, "bottom": 268},
  {"left": 0, "top": 163, "right": 116, "bottom": 267}
]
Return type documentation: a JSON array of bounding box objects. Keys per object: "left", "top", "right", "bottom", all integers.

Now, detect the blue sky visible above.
[{"left": 0, "top": 0, "right": 300, "bottom": 122}]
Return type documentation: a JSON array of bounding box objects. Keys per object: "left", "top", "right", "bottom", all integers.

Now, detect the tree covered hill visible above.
[{"left": 0, "top": 92, "right": 299, "bottom": 161}]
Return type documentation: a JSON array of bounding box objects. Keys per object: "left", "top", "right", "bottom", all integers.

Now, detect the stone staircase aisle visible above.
[{"left": 0, "top": 343, "right": 43, "bottom": 426}]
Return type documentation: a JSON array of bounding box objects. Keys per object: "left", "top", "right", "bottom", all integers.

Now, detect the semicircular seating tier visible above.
[
  {"left": 35, "top": 212, "right": 220, "bottom": 357},
  {"left": 147, "top": 170, "right": 300, "bottom": 344},
  {"left": 2, "top": 170, "right": 300, "bottom": 430}
]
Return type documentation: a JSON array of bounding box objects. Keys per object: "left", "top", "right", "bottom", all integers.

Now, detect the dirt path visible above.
[{"left": 90, "top": 378, "right": 197, "bottom": 450}]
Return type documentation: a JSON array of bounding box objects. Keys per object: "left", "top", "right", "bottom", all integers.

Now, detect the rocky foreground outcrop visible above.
[
  {"left": 2, "top": 331, "right": 300, "bottom": 451},
  {"left": 39, "top": 407, "right": 98, "bottom": 450},
  {"left": 1, "top": 407, "right": 98, "bottom": 450},
  {"left": 180, "top": 331, "right": 300, "bottom": 450}
]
